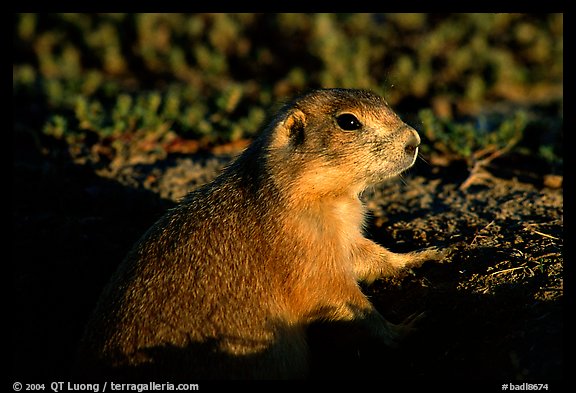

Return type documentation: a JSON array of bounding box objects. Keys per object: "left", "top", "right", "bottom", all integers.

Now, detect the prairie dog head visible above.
[{"left": 264, "top": 88, "right": 421, "bottom": 198}]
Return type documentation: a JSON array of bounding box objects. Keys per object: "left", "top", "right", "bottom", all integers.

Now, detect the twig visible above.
[
  {"left": 529, "top": 230, "right": 560, "bottom": 241},
  {"left": 470, "top": 220, "right": 495, "bottom": 245},
  {"left": 490, "top": 266, "right": 531, "bottom": 276},
  {"left": 536, "top": 252, "right": 560, "bottom": 259},
  {"left": 460, "top": 134, "right": 522, "bottom": 191}
]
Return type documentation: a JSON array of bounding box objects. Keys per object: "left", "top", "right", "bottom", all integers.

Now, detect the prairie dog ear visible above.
[{"left": 269, "top": 108, "right": 307, "bottom": 149}]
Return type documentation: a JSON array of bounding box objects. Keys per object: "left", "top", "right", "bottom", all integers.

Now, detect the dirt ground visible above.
[{"left": 12, "top": 124, "right": 563, "bottom": 384}]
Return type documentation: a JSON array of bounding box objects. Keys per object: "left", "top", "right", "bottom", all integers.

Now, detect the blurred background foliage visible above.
[{"left": 13, "top": 13, "right": 563, "bottom": 168}]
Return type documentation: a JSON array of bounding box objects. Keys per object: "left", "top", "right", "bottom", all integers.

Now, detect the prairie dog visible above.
[{"left": 78, "top": 88, "right": 446, "bottom": 379}]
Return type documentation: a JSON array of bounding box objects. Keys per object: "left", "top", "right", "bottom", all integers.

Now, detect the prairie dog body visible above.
[{"left": 78, "top": 88, "right": 445, "bottom": 379}]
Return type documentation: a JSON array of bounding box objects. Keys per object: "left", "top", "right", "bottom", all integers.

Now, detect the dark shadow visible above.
[
  {"left": 361, "top": 244, "right": 563, "bottom": 380},
  {"left": 13, "top": 132, "right": 174, "bottom": 379},
  {"left": 74, "top": 329, "right": 310, "bottom": 381}
]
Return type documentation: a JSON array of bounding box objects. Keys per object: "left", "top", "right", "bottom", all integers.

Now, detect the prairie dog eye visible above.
[{"left": 336, "top": 113, "right": 362, "bottom": 131}]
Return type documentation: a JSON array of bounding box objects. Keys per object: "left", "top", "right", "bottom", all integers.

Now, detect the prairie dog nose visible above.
[{"left": 404, "top": 127, "right": 421, "bottom": 156}]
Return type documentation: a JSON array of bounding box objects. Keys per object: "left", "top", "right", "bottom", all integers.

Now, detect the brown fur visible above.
[{"left": 77, "top": 88, "right": 446, "bottom": 380}]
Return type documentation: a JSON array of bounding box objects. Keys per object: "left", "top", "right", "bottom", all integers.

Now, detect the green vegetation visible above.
[
  {"left": 419, "top": 109, "right": 527, "bottom": 161},
  {"left": 13, "top": 13, "right": 563, "bottom": 165}
]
